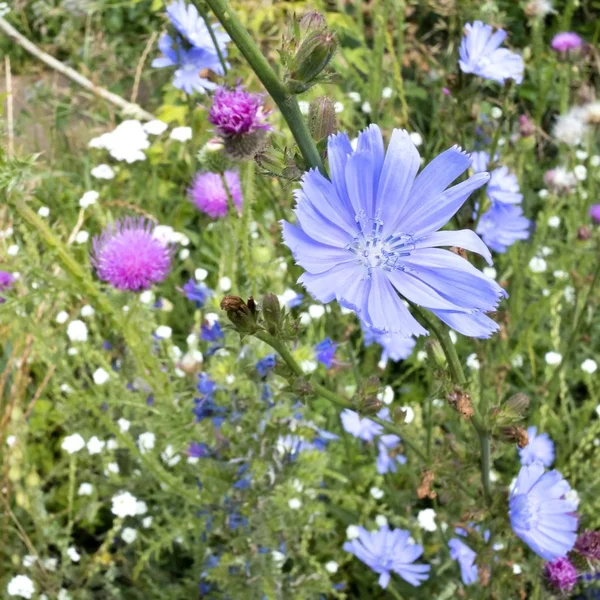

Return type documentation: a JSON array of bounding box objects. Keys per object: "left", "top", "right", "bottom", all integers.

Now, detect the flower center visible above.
[
  {"left": 346, "top": 212, "right": 415, "bottom": 277},
  {"left": 511, "top": 494, "right": 540, "bottom": 531}
]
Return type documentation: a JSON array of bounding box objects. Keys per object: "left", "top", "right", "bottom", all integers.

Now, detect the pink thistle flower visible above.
[
  {"left": 208, "top": 86, "right": 271, "bottom": 138},
  {"left": 589, "top": 204, "right": 600, "bottom": 223},
  {"left": 543, "top": 557, "right": 577, "bottom": 592},
  {"left": 551, "top": 32, "right": 583, "bottom": 52},
  {"left": 91, "top": 218, "right": 172, "bottom": 291},
  {"left": 0, "top": 270, "right": 15, "bottom": 303},
  {"left": 188, "top": 170, "right": 242, "bottom": 219},
  {"left": 574, "top": 530, "right": 600, "bottom": 560}
]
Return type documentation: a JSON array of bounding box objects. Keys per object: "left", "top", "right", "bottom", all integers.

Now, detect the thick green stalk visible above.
[{"left": 202, "top": 0, "right": 325, "bottom": 174}]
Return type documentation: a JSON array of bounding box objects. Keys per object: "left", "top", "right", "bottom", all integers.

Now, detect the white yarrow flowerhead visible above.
[
  {"left": 325, "top": 560, "right": 339, "bottom": 574},
  {"left": 346, "top": 525, "right": 360, "bottom": 540},
  {"left": 91, "top": 164, "right": 116, "bottom": 180},
  {"left": 155, "top": 325, "right": 172, "bottom": 340},
  {"left": 574, "top": 165, "right": 587, "bottom": 181},
  {"left": 169, "top": 126, "right": 192, "bottom": 142},
  {"left": 67, "top": 320, "right": 88, "bottom": 342},
  {"left": 417, "top": 508, "right": 437, "bottom": 532},
  {"left": 121, "top": 527, "right": 138, "bottom": 544},
  {"left": 61, "top": 433, "right": 85, "bottom": 454},
  {"left": 545, "top": 351, "right": 562, "bottom": 366},
  {"left": 547, "top": 216, "right": 561, "bottom": 228},
  {"left": 79, "top": 190, "right": 99, "bottom": 207},
  {"left": 75, "top": 231, "right": 90, "bottom": 244},
  {"left": 370, "top": 486, "right": 384, "bottom": 499},
  {"left": 529, "top": 257, "right": 547, "bottom": 273},
  {"left": 218, "top": 276, "right": 232, "bottom": 291},
  {"left": 111, "top": 491, "right": 138, "bottom": 518},
  {"left": 78, "top": 482, "right": 93, "bottom": 496},
  {"left": 381, "top": 87, "right": 393, "bottom": 99},
  {"left": 67, "top": 546, "right": 81, "bottom": 563},
  {"left": 56, "top": 311, "right": 69, "bottom": 324},
  {"left": 93, "top": 368, "right": 110, "bottom": 385},
  {"left": 138, "top": 432, "right": 156, "bottom": 454},
  {"left": 143, "top": 119, "right": 168, "bottom": 135},
  {"left": 581, "top": 359, "right": 598, "bottom": 374},
  {"left": 38, "top": 206, "right": 50, "bottom": 217},
  {"left": 7, "top": 575, "right": 35, "bottom": 598},
  {"left": 553, "top": 108, "right": 588, "bottom": 146},
  {"left": 118, "top": 418, "right": 131, "bottom": 433},
  {"left": 86, "top": 436, "right": 105, "bottom": 455},
  {"left": 80, "top": 304, "right": 95, "bottom": 317}
]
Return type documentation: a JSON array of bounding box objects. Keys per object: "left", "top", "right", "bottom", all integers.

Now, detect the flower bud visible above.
[
  {"left": 425, "top": 339, "right": 446, "bottom": 369},
  {"left": 197, "top": 138, "right": 231, "bottom": 173},
  {"left": 220, "top": 295, "right": 258, "bottom": 334},
  {"left": 447, "top": 388, "right": 474, "bottom": 419},
  {"left": 262, "top": 292, "right": 282, "bottom": 336},
  {"left": 292, "top": 376, "right": 313, "bottom": 398},
  {"left": 287, "top": 31, "right": 337, "bottom": 94},
  {"left": 499, "top": 426, "right": 529, "bottom": 448},
  {"left": 361, "top": 396, "right": 383, "bottom": 415},
  {"left": 518, "top": 115, "right": 535, "bottom": 137},
  {"left": 298, "top": 10, "right": 327, "bottom": 34},
  {"left": 417, "top": 470, "right": 436, "bottom": 500},
  {"left": 578, "top": 226, "right": 592, "bottom": 240},
  {"left": 308, "top": 96, "right": 337, "bottom": 142},
  {"left": 223, "top": 129, "right": 268, "bottom": 160},
  {"left": 506, "top": 392, "right": 530, "bottom": 417}
]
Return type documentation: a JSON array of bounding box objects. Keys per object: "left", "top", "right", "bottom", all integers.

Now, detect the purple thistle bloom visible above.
[
  {"left": 476, "top": 204, "right": 531, "bottom": 253},
  {"left": 544, "top": 557, "right": 577, "bottom": 591},
  {"left": 340, "top": 408, "right": 387, "bottom": 442},
  {"left": 343, "top": 525, "right": 430, "bottom": 588},
  {"left": 551, "top": 32, "right": 583, "bottom": 53},
  {"left": 0, "top": 270, "right": 15, "bottom": 303},
  {"left": 448, "top": 538, "right": 479, "bottom": 585},
  {"left": 314, "top": 337, "right": 337, "bottom": 368},
  {"left": 281, "top": 125, "right": 506, "bottom": 339},
  {"left": 166, "top": 0, "right": 230, "bottom": 53},
  {"left": 183, "top": 279, "right": 212, "bottom": 307},
  {"left": 459, "top": 21, "right": 524, "bottom": 84},
  {"left": 376, "top": 434, "right": 406, "bottom": 474},
  {"left": 574, "top": 530, "right": 600, "bottom": 560},
  {"left": 188, "top": 170, "right": 242, "bottom": 219},
  {"left": 91, "top": 218, "right": 172, "bottom": 291},
  {"left": 509, "top": 462, "right": 578, "bottom": 560},
  {"left": 209, "top": 86, "right": 271, "bottom": 138},
  {"left": 519, "top": 426, "right": 555, "bottom": 467},
  {"left": 589, "top": 204, "right": 600, "bottom": 223},
  {"left": 152, "top": 34, "right": 225, "bottom": 95}
]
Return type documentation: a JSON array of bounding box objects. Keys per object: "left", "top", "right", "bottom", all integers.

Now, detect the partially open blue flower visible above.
[
  {"left": 363, "top": 321, "right": 416, "bottom": 365},
  {"left": 340, "top": 408, "right": 389, "bottom": 442},
  {"left": 448, "top": 538, "right": 479, "bottom": 585},
  {"left": 282, "top": 125, "right": 506, "bottom": 339},
  {"left": 518, "top": 426, "right": 555, "bottom": 467},
  {"left": 183, "top": 278, "right": 212, "bottom": 307},
  {"left": 314, "top": 337, "right": 337, "bottom": 368},
  {"left": 376, "top": 434, "right": 407, "bottom": 474}
]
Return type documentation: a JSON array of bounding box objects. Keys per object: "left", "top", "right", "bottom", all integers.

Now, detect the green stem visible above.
[
  {"left": 196, "top": 1, "right": 229, "bottom": 75},
  {"left": 203, "top": 0, "right": 325, "bottom": 174}
]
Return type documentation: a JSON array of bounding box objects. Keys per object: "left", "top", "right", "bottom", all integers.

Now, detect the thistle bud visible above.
[
  {"left": 308, "top": 96, "right": 337, "bottom": 142},
  {"left": 578, "top": 226, "right": 591, "bottom": 240},
  {"left": 262, "top": 292, "right": 282, "bottom": 336},
  {"left": 298, "top": 10, "right": 327, "bottom": 34},
  {"left": 197, "top": 138, "right": 231, "bottom": 173},
  {"left": 287, "top": 30, "right": 338, "bottom": 94},
  {"left": 220, "top": 295, "right": 258, "bottom": 334}
]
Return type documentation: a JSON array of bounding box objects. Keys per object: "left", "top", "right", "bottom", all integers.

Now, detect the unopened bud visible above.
[
  {"left": 518, "top": 115, "right": 535, "bottom": 137},
  {"left": 223, "top": 129, "right": 268, "bottom": 160},
  {"left": 362, "top": 397, "right": 383, "bottom": 415},
  {"left": 197, "top": 138, "right": 230, "bottom": 172},
  {"left": 293, "top": 377, "right": 313, "bottom": 397},
  {"left": 447, "top": 388, "right": 474, "bottom": 419},
  {"left": 298, "top": 10, "right": 327, "bottom": 33},
  {"left": 220, "top": 295, "right": 258, "bottom": 334},
  {"left": 506, "top": 392, "right": 530, "bottom": 417},
  {"left": 578, "top": 226, "right": 592, "bottom": 240},
  {"left": 308, "top": 96, "right": 337, "bottom": 142},
  {"left": 287, "top": 31, "right": 337, "bottom": 94},
  {"left": 425, "top": 339, "right": 446, "bottom": 369},
  {"left": 262, "top": 292, "right": 282, "bottom": 336}
]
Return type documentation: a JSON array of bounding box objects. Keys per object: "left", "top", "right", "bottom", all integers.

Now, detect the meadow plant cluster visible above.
[{"left": 1, "top": 0, "right": 600, "bottom": 598}]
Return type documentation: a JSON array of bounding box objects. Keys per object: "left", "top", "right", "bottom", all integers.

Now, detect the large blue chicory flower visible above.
[
  {"left": 282, "top": 125, "right": 506, "bottom": 339},
  {"left": 459, "top": 21, "right": 524, "bottom": 85},
  {"left": 343, "top": 525, "right": 430, "bottom": 588},
  {"left": 509, "top": 462, "right": 578, "bottom": 560},
  {"left": 448, "top": 538, "right": 479, "bottom": 585},
  {"left": 518, "top": 426, "right": 555, "bottom": 467},
  {"left": 476, "top": 204, "right": 531, "bottom": 253}
]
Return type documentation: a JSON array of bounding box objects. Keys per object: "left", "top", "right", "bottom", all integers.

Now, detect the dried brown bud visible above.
[
  {"left": 501, "top": 426, "right": 529, "bottom": 448},
  {"left": 220, "top": 295, "right": 258, "bottom": 333},
  {"left": 447, "top": 388, "right": 474, "bottom": 419},
  {"left": 417, "top": 470, "right": 437, "bottom": 500},
  {"left": 578, "top": 226, "right": 592, "bottom": 240},
  {"left": 479, "top": 565, "right": 491, "bottom": 587}
]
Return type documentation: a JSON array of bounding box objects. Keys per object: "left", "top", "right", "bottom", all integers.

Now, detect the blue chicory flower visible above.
[
  {"left": 476, "top": 204, "right": 531, "bottom": 253},
  {"left": 281, "top": 125, "right": 506, "bottom": 339},
  {"left": 340, "top": 408, "right": 390, "bottom": 442},
  {"left": 376, "top": 434, "right": 407, "bottom": 474},
  {"left": 276, "top": 434, "right": 317, "bottom": 458},
  {"left": 363, "top": 321, "right": 416, "bottom": 365},
  {"left": 459, "top": 21, "right": 524, "bottom": 84},
  {"left": 509, "top": 462, "right": 578, "bottom": 560},
  {"left": 314, "top": 337, "right": 337, "bottom": 368},
  {"left": 288, "top": 293, "right": 304, "bottom": 308},
  {"left": 448, "top": 538, "right": 479, "bottom": 585},
  {"left": 183, "top": 278, "right": 213, "bottom": 307},
  {"left": 343, "top": 525, "right": 430, "bottom": 588},
  {"left": 256, "top": 354, "right": 276, "bottom": 377},
  {"left": 518, "top": 426, "right": 555, "bottom": 467}
]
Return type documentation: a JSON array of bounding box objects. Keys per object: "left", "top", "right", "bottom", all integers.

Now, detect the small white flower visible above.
[
  {"left": 377, "top": 385, "right": 394, "bottom": 405},
  {"left": 575, "top": 150, "right": 588, "bottom": 161},
  {"left": 449, "top": 330, "right": 458, "bottom": 344},
  {"left": 301, "top": 360, "right": 317, "bottom": 374},
  {"left": 218, "top": 276, "right": 232, "bottom": 292},
  {"left": 381, "top": 86, "right": 393, "bottom": 99},
  {"left": 511, "top": 355, "right": 524, "bottom": 368},
  {"left": 553, "top": 108, "right": 588, "bottom": 146},
  {"left": 80, "top": 305, "right": 95, "bottom": 317},
  {"left": 6, "top": 435, "right": 16, "bottom": 447},
  {"left": 7, "top": 575, "right": 35, "bottom": 598},
  {"left": 409, "top": 132, "right": 423, "bottom": 147},
  {"left": 79, "top": 191, "right": 99, "bottom": 207},
  {"left": 61, "top": 433, "right": 85, "bottom": 454},
  {"left": 513, "top": 564, "right": 522, "bottom": 575},
  {"left": 417, "top": 508, "right": 437, "bottom": 532},
  {"left": 308, "top": 304, "right": 325, "bottom": 319},
  {"left": 93, "top": 368, "right": 110, "bottom": 385},
  {"left": 86, "top": 436, "right": 105, "bottom": 455},
  {"left": 42, "top": 558, "right": 57, "bottom": 571},
  {"left": 143, "top": 119, "right": 168, "bottom": 135},
  {"left": 142, "top": 516, "right": 153, "bottom": 528},
  {"left": 22, "top": 555, "right": 36, "bottom": 568},
  {"left": 38, "top": 206, "right": 50, "bottom": 217},
  {"left": 361, "top": 101, "right": 372, "bottom": 114},
  {"left": 106, "top": 462, "right": 119, "bottom": 475},
  {"left": 67, "top": 546, "right": 81, "bottom": 563},
  {"left": 490, "top": 106, "right": 503, "bottom": 119},
  {"left": 138, "top": 432, "right": 156, "bottom": 454},
  {"left": 581, "top": 359, "right": 598, "bottom": 374},
  {"left": 75, "top": 231, "right": 89, "bottom": 244},
  {"left": 564, "top": 286, "right": 575, "bottom": 303},
  {"left": 375, "top": 514, "right": 388, "bottom": 528},
  {"left": 401, "top": 406, "right": 415, "bottom": 424},
  {"left": 547, "top": 216, "right": 561, "bottom": 228},
  {"left": 545, "top": 351, "right": 562, "bottom": 366},
  {"left": 272, "top": 550, "right": 286, "bottom": 567},
  {"left": 553, "top": 270, "right": 568, "bottom": 279},
  {"left": 67, "top": 320, "right": 88, "bottom": 342},
  {"left": 107, "top": 439, "right": 118, "bottom": 450},
  {"left": 288, "top": 498, "right": 302, "bottom": 510},
  {"left": 348, "top": 92, "right": 361, "bottom": 103},
  {"left": 590, "top": 155, "right": 600, "bottom": 168},
  {"left": 565, "top": 489, "right": 580, "bottom": 508},
  {"left": 334, "top": 101, "right": 344, "bottom": 113},
  {"left": 541, "top": 246, "right": 552, "bottom": 256},
  {"left": 111, "top": 491, "right": 138, "bottom": 518},
  {"left": 299, "top": 312, "right": 311, "bottom": 326},
  {"left": 155, "top": 325, "right": 172, "bottom": 340},
  {"left": 370, "top": 487, "right": 384, "bottom": 500},
  {"left": 325, "top": 560, "right": 339, "bottom": 574},
  {"left": 7, "top": 244, "right": 19, "bottom": 256},
  {"left": 58, "top": 589, "right": 71, "bottom": 600},
  {"left": 139, "top": 290, "right": 154, "bottom": 305},
  {"left": 117, "top": 418, "right": 131, "bottom": 433},
  {"left": 298, "top": 101, "right": 310, "bottom": 115},
  {"left": 91, "top": 164, "right": 115, "bottom": 180},
  {"left": 528, "top": 257, "right": 547, "bottom": 273},
  {"left": 152, "top": 225, "right": 174, "bottom": 245},
  {"left": 179, "top": 248, "right": 190, "bottom": 260},
  {"left": 195, "top": 268, "right": 208, "bottom": 281},
  {"left": 483, "top": 267, "right": 497, "bottom": 279},
  {"left": 135, "top": 500, "right": 148, "bottom": 515},
  {"left": 169, "top": 126, "right": 192, "bottom": 142},
  {"left": 416, "top": 350, "right": 427, "bottom": 362},
  {"left": 161, "top": 445, "right": 181, "bottom": 467},
  {"left": 121, "top": 527, "right": 137, "bottom": 544},
  {"left": 346, "top": 525, "right": 360, "bottom": 540},
  {"left": 68, "top": 347, "right": 78, "bottom": 356},
  {"left": 538, "top": 189, "right": 549, "bottom": 199},
  {"left": 574, "top": 164, "right": 587, "bottom": 181},
  {"left": 78, "top": 482, "right": 93, "bottom": 496}
]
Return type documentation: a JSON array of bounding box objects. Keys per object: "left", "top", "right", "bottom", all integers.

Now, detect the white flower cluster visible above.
[{"left": 89, "top": 120, "right": 151, "bottom": 163}]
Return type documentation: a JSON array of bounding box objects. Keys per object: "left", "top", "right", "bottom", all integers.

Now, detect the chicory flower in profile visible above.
[
  {"left": 459, "top": 21, "right": 524, "bottom": 84},
  {"left": 518, "top": 426, "right": 555, "bottom": 467},
  {"left": 343, "top": 526, "right": 430, "bottom": 588},
  {"left": 509, "top": 462, "right": 578, "bottom": 560},
  {"left": 282, "top": 125, "right": 506, "bottom": 340},
  {"left": 341, "top": 408, "right": 389, "bottom": 442},
  {"left": 448, "top": 538, "right": 479, "bottom": 585},
  {"left": 91, "top": 218, "right": 172, "bottom": 291},
  {"left": 376, "top": 434, "right": 406, "bottom": 474},
  {"left": 314, "top": 337, "right": 337, "bottom": 368},
  {"left": 363, "top": 322, "right": 416, "bottom": 365},
  {"left": 188, "top": 171, "right": 243, "bottom": 219},
  {"left": 183, "top": 279, "right": 212, "bottom": 307},
  {"left": 476, "top": 204, "right": 531, "bottom": 253},
  {"left": 0, "top": 270, "right": 15, "bottom": 303},
  {"left": 551, "top": 32, "right": 583, "bottom": 53}
]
